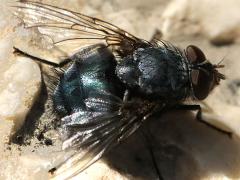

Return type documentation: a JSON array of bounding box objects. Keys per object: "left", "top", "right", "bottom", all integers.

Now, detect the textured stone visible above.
[
  {"left": 0, "top": 56, "right": 41, "bottom": 137},
  {"left": 0, "top": 153, "right": 50, "bottom": 180},
  {"left": 0, "top": 1, "right": 42, "bottom": 142},
  {"left": 160, "top": 0, "right": 240, "bottom": 45},
  {"left": 0, "top": 5, "right": 42, "bottom": 177}
]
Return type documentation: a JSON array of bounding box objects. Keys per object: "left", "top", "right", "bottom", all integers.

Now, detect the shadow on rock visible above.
[{"left": 104, "top": 110, "right": 240, "bottom": 180}]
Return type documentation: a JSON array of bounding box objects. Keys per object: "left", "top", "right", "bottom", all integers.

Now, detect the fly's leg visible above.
[
  {"left": 13, "top": 47, "right": 67, "bottom": 66},
  {"left": 175, "top": 104, "right": 232, "bottom": 138},
  {"left": 118, "top": 90, "right": 130, "bottom": 115},
  {"left": 14, "top": 44, "right": 110, "bottom": 67},
  {"left": 141, "top": 129, "right": 164, "bottom": 180},
  {"left": 123, "top": 90, "right": 130, "bottom": 102}
]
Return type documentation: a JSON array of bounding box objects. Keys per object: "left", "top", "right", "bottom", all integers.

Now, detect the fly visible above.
[{"left": 13, "top": 1, "right": 231, "bottom": 179}]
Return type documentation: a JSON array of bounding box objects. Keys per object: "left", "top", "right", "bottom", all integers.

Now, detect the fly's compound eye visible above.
[
  {"left": 186, "top": 45, "right": 215, "bottom": 100},
  {"left": 186, "top": 45, "right": 206, "bottom": 64}
]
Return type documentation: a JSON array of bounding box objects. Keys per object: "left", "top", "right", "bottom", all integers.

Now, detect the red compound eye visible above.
[{"left": 186, "top": 45, "right": 215, "bottom": 100}]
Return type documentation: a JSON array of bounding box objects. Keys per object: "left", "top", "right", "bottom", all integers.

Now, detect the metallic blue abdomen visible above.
[{"left": 53, "top": 46, "right": 124, "bottom": 115}]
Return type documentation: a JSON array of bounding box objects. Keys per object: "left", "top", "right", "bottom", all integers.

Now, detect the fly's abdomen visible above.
[
  {"left": 116, "top": 47, "right": 190, "bottom": 100},
  {"left": 53, "top": 45, "right": 124, "bottom": 115}
]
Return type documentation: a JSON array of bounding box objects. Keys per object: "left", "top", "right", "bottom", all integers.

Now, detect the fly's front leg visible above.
[{"left": 174, "top": 104, "right": 232, "bottom": 138}]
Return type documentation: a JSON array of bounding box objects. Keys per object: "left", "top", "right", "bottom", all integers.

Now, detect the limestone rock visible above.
[
  {"left": 0, "top": 1, "right": 42, "bottom": 142},
  {"left": 160, "top": 0, "right": 240, "bottom": 45},
  {"left": 0, "top": 56, "right": 41, "bottom": 138}
]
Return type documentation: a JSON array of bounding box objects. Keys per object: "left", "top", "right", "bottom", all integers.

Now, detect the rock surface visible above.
[
  {"left": 0, "top": 1, "right": 42, "bottom": 179},
  {"left": 0, "top": 56, "right": 41, "bottom": 133},
  {"left": 0, "top": 0, "right": 240, "bottom": 180},
  {"left": 160, "top": 0, "right": 240, "bottom": 45},
  {"left": 0, "top": 0, "right": 41, "bottom": 144}
]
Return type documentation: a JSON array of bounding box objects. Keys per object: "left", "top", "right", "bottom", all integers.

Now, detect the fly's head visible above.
[{"left": 185, "top": 45, "right": 225, "bottom": 100}]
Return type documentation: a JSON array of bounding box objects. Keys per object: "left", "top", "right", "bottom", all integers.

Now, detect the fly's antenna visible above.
[
  {"left": 217, "top": 57, "right": 225, "bottom": 66},
  {"left": 212, "top": 54, "right": 228, "bottom": 82},
  {"left": 215, "top": 52, "right": 229, "bottom": 68}
]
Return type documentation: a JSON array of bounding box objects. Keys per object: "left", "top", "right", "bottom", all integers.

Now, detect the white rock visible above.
[
  {"left": 0, "top": 56, "right": 41, "bottom": 138},
  {"left": 52, "top": 160, "right": 127, "bottom": 180},
  {"left": 0, "top": 154, "right": 50, "bottom": 180},
  {"left": 0, "top": 1, "right": 42, "bottom": 142},
  {"left": 160, "top": 0, "right": 240, "bottom": 45}
]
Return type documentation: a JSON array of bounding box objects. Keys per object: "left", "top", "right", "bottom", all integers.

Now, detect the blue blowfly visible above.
[{"left": 13, "top": 1, "right": 230, "bottom": 179}]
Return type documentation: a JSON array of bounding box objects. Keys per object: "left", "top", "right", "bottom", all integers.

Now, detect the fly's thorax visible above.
[{"left": 116, "top": 47, "right": 191, "bottom": 100}]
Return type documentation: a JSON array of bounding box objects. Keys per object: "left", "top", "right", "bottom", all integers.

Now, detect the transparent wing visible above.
[
  {"left": 51, "top": 90, "right": 156, "bottom": 179},
  {"left": 13, "top": 1, "right": 146, "bottom": 58}
]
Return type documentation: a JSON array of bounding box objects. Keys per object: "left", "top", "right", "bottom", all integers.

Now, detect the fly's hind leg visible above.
[
  {"left": 175, "top": 104, "right": 232, "bottom": 138},
  {"left": 13, "top": 47, "right": 67, "bottom": 67},
  {"left": 141, "top": 129, "right": 164, "bottom": 180},
  {"left": 123, "top": 90, "right": 130, "bottom": 102},
  {"left": 13, "top": 44, "right": 107, "bottom": 67}
]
